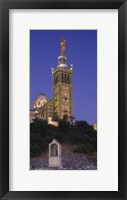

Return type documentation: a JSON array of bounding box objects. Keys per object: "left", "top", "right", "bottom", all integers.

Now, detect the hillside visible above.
[
  {"left": 30, "top": 119, "right": 97, "bottom": 170},
  {"left": 30, "top": 144, "right": 97, "bottom": 170}
]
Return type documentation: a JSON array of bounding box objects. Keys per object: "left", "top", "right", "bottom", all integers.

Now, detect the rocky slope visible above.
[{"left": 30, "top": 145, "right": 97, "bottom": 170}]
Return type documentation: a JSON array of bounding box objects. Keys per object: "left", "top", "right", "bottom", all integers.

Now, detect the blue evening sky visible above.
[{"left": 30, "top": 30, "right": 97, "bottom": 124}]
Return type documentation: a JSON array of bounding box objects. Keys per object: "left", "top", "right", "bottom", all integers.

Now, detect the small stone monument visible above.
[{"left": 48, "top": 139, "right": 62, "bottom": 169}]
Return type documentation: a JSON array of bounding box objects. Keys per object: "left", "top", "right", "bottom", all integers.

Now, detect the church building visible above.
[{"left": 30, "top": 39, "right": 73, "bottom": 123}]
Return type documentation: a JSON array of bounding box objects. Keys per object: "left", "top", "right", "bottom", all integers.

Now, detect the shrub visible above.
[
  {"left": 30, "top": 119, "right": 97, "bottom": 157},
  {"left": 82, "top": 143, "right": 95, "bottom": 153},
  {"left": 30, "top": 143, "right": 42, "bottom": 157},
  {"left": 74, "top": 143, "right": 96, "bottom": 154}
]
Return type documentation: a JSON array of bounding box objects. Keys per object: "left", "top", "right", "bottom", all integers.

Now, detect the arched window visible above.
[
  {"left": 61, "top": 74, "right": 63, "bottom": 83},
  {"left": 65, "top": 74, "right": 67, "bottom": 84},
  {"left": 56, "top": 76, "right": 58, "bottom": 84},
  {"left": 67, "top": 75, "right": 70, "bottom": 84}
]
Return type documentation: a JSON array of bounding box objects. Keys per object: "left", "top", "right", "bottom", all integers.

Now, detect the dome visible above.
[
  {"left": 34, "top": 93, "right": 48, "bottom": 109},
  {"left": 35, "top": 93, "right": 47, "bottom": 100},
  {"left": 58, "top": 55, "right": 67, "bottom": 65}
]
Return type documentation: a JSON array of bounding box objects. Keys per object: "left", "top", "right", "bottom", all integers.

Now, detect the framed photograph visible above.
[
  {"left": 0, "top": 0, "right": 127, "bottom": 199},
  {"left": 30, "top": 30, "right": 97, "bottom": 171}
]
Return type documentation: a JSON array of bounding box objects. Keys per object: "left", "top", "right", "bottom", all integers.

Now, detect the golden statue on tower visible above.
[{"left": 60, "top": 38, "right": 66, "bottom": 55}]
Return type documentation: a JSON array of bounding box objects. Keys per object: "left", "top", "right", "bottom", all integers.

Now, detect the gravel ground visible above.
[{"left": 30, "top": 148, "right": 97, "bottom": 170}]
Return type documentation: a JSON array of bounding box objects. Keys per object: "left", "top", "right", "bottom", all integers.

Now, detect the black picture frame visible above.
[{"left": 0, "top": 0, "right": 127, "bottom": 199}]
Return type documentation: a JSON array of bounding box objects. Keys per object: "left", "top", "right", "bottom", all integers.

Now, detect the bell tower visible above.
[{"left": 52, "top": 38, "right": 73, "bottom": 120}]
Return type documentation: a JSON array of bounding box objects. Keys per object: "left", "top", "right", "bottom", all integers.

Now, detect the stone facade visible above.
[{"left": 52, "top": 59, "right": 73, "bottom": 120}]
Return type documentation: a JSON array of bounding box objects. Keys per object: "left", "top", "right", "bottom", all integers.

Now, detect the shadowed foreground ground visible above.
[{"left": 30, "top": 145, "right": 97, "bottom": 170}]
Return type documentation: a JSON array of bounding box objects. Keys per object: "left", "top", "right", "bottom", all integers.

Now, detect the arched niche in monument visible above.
[
  {"left": 48, "top": 139, "right": 62, "bottom": 169},
  {"left": 51, "top": 144, "right": 58, "bottom": 157}
]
